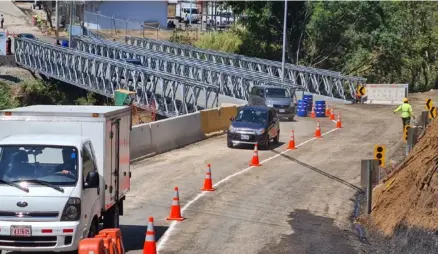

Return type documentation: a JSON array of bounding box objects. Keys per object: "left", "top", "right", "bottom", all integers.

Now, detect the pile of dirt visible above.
[{"left": 370, "top": 119, "right": 438, "bottom": 236}]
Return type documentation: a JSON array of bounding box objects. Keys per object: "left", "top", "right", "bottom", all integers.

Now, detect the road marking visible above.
[{"left": 157, "top": 127, "right": 340, "bottom": 251}]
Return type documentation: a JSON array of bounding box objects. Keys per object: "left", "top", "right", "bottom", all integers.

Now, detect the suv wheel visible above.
[
  {"left": 227, "top": 140, "right": 233, "bottom": 148},
  {"left": 261, "top": 135, "right": 270, "bottom": 150},
  {"left": 273, "top": 131, "right": 280, "bottom": 144}
]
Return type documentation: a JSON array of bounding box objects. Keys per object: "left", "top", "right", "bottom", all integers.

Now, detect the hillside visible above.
[{"left": 371, "top": 119, "right": 438, "bottom": 236}]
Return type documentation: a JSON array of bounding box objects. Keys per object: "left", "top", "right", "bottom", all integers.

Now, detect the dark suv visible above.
[{"left": 227, "top": 106, "right": 280, "bottom": 150}]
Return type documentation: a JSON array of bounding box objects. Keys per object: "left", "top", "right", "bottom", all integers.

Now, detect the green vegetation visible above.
[
  {"left": 0, "top": 80, "right": 111, "bottom": 110},
  {"left": 193, "top": 1, "right": 438, "bottom": 92}
]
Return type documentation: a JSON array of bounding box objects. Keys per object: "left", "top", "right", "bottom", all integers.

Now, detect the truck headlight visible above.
[
  {"left": 61, "top": 197, "right": 81, "bottom": 221},
  {"left": 228, "top": 126, "right": 236, "bottom": 133},
  {"left": 255, "top": 128, "right": 265, "bottom": 135}
]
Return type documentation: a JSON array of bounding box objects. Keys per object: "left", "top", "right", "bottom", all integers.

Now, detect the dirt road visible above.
[{"left": 119, "top": 99, "right": 420, "bottom": 253}]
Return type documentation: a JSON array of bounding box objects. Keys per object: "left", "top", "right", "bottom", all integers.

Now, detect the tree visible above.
[{"left": 42, "top": 2, "right": 54, "bottom": 29}]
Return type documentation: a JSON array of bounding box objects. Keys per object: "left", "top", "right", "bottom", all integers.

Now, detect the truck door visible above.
[{"left": 110, "top": 120, "right": 120, "bottom": 205}]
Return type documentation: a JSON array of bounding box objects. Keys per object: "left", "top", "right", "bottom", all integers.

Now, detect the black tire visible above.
[
  {"left": 88, "top": 218, "right": 99, "bottom": 238},
  {"left": 227, "top": 140, "right": 233, "bottom": 148},
  {"left": 103, "top": 204, "right": 120, "bottom": 229},
  {"left": 273, "top": 131, "right": 280, "bottom": 144},
  {"left": 261, "top": 135, "right": 270, "bottom": 150}
]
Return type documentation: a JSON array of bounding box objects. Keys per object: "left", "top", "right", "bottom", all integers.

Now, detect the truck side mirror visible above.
[
  {"left": 229, "top": 116, "right": 235, "bottom": 121},
  {"left": 84, "top": 171, "right": 99, "bottom": 189}
]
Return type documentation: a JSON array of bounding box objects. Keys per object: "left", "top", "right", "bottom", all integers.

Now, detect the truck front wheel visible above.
[
  {"left": 103, "top": 204, "right": 120, "bottom": 228},
  {"left": 88, "top": 218, "right": 98, "bottom": 238}
]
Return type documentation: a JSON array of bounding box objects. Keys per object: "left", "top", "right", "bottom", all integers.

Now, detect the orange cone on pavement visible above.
[
  {"left": 310, "top": 107, "right": 316, "bottom": 118},
  {"left": 249, "top": 144, "right": 262, "bottom": 166},
  {"left": 329, "top": 108, "right": 335, "bottom": 120},
  {"left": 314, "top": 121, "right": 322, "bottom": 138},
  {"left": 143, "top": 217, "right": 157, "bottom": 254},
  {"left": 287, "top": 130, "right": 296, "bottom": 150},
  {"left": 336, "top": 114, "right": 342, "bottom": 128},
  {"left": 166, "top": 187, "right": 185, "bottom": 221},
  {"left": 325, "top": 105, "right": 331, "bottom": 116},
  {"left": 201, "top": 164, "right": 215, "bottom": 191}
]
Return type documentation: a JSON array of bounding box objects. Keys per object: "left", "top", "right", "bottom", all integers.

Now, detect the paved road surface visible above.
[{"left": 119, "top": 101, "right": 412, "bottom": 254}]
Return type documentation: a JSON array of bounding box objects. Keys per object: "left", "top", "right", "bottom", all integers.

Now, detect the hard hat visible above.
[{"left": 403, "top": 98, "right": 408, "bottom": 102}]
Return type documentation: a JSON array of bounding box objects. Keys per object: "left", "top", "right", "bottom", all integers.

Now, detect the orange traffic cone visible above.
[
  {"left": 287, "top": 130, "right": 296, "bottom": 149},
  {"left": 329, "top": 108, "right": 335, "bottom": 120},
  {"left": 143, "top": 217, "right": 157, "bottom": 254},
  {"left": 249, "top": 144, "right": 261, "bottom": 166},
  {"left": 166, "top": 187, "right": 184, "bottom": 221},
  {"left": 201, "top": 164, "right": 215, "bottom": 191},
  {"left": 310, "top": 107, "right": 316, "bottom": 118},
  {"left": 325, "top": 105, "right": 331, "bottom": 116},
  {"left": 314, "top": 121, "right": 322, "bottom": 138},
  {"left": 336, "top": 114, "right": 342, "bottom": 128}
]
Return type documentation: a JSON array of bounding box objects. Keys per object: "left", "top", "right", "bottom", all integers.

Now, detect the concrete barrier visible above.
[
  {"left": 130, "top": 123, "right": 153, "bottom": 159},
  {"left": 130, "top": 105, "right": 239, "bottom": 160},
  {"left": 149, "top": 112, "right": 204, "bottom": 154},
  {"left": 200, "top": 106, "right": 237, "bottom": 134}
]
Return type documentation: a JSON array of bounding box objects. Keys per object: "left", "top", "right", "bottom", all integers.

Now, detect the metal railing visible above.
[
  {"left": 125, "top": 36, "right": 367, "bottom": 101},
  {"left": 14, "top": 37, "right": 219, "bottom": 117}
]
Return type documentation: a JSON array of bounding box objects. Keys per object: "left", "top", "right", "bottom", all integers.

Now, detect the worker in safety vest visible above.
[{"left": 394, "top": 97, "right": 414, "bottom": 130}]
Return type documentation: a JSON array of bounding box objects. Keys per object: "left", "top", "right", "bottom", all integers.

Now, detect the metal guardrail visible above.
[
  {"left": 124, "top": 36, "right": 367, "bottom": 101},
  {"left": 73, "top": 35, "right": 302, "bottom": 101},
  {"left": 14, "top": 38, "right": 219, "bottom": 117}
]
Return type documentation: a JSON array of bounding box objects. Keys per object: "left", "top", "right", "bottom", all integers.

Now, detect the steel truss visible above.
[
  {"left": 125, "top": 36, "right": 367, "bottom": 101},
  {"left": 14, "top": 38, "right": 219, "bottom": 117},
  {"left": 73, "top": 36, "right": 300, "bottom": 101}
]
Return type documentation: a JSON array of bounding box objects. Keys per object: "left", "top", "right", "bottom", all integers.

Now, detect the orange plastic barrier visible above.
[
  {"left": 95, "top": 235, "right": 118, "bottom": 254},
  {"left": 78, "top": 238, "right": 107, "bottom": 254},
  {"left": 99, "top": 228, "right": 125, "bottom": 254}
]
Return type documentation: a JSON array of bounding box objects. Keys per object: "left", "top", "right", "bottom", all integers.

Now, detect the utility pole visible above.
[
  {"left": 55, "top": 0, "right": 59, "bottom": 40},
  {"left": 68, "top": 1, "right": 73, "bottom": 48},
  {"left": 189, "top": 0, "right": 192, "bottom": 26},
  {"left": 280, "top": 0, "right": 288, "bottom": 82}
]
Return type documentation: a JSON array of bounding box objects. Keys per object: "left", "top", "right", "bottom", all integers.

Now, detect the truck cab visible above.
[{"left": 0, "top": 105, "right": 131, "bottom": 252}]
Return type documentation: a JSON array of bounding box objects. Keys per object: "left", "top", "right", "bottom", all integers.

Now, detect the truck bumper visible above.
[{"left": 0, "top": 221, "right": 83, "bottom": 252}]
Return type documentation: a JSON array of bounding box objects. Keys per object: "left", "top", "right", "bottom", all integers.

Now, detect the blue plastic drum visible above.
[
  {"left": 61, "top": 40, "right": 69, "bottom": 47},
  {"left": 315, "top": 100, "right": 326, "bottom": 117},
  {"left": 303, "top": 94, "right": 313, "bottom": 112},
  {"left": 297, "top": 99, "right": 308, "bottom": 117}
]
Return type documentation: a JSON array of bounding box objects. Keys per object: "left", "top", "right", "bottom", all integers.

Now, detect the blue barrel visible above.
[
  {"left": 303, "top": 94, "right": 313, "bottom": 112},
  {"left": 297, "top": 99, "right": 308, "bottom": 117},
  {"left": 61, "top": 40, "right": 69, "bottom": 47},
  {"left": 315, "top": 100, "right": 326, "bottom": 117}
]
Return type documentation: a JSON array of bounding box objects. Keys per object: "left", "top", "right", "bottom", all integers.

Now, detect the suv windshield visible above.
[
  {"left": 265, "top": 88, "right": 290, "bottom": 98},
  {"left": 0, "top": 145, "right": 78, "bottom": 186},
  {"left": 235, "top": 108, "right": 268, "bottom": 124},
  {"left": 183, "top": 8, "right": 199, "bottom": 14}
]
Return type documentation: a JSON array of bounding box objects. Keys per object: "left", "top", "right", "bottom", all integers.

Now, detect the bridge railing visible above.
[
  {"left": 125, "top": 36, "right": 367, "bottom": 101},
  {"left": 14, "top": 38, "right": 219, "bottom": 117},
  {"left": 72, "top": 35, "right": 303, "bottom": 101}
]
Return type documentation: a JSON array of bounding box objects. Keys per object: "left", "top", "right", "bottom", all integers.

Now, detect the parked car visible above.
[
  {"left": 248, "top": 85, "right": 297, "bottom": 121},
  {"left": 227, "top": 106, "right": 280, "bottom": 150},
  {"left": 16, "top": 33, "right": 37, "bottom": 40}
]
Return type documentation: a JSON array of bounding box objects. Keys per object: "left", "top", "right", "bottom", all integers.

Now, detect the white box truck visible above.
[
  {"left": 0, "top": 105, "right": 131, "bottom": 252},
  {"left": 176, "top": 2, "right": 201, "bottom": 23}
]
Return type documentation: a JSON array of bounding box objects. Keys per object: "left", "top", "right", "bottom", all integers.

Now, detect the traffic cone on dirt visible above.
[
  {"left": 314, "top": 121, "right": 322, "bottom": 138},
  {"left": 201, "top": 164, "right": 215, "bottom": 191},
  {"left": 325, "top": 105, "right": 331, "bottom": 116},
  {"left": 310, "top": 107, "right": 316, "bottom": 118},
  {"left": 336, "top": 114, "right": 342, "bottom": 128},
  {"left": 287, "top": 130, "right": 296, "bottom": 149},
  {"left": 249, "top": 144, "right": 262, "bottom": 166},
  {"left": 329, "top": 108, "right": 335, "bottom": 121},
  {"left": 143, "top": 217, "right": 157, "bottom": 254},
  {"left": 166, "top": 187, "right": 184, "bottom": 221}
]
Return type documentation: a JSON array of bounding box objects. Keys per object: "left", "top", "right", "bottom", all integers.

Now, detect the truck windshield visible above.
[
  {"left": 265, "top": 88, "right": 290, "bottom": 98},
  {"left": 0, "top": 145, "right": 78, "bottom": 186}
]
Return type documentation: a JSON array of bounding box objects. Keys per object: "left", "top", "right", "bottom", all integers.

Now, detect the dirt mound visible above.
[{"left": 370, "top": 120, "right": 438, "bottom": 236}]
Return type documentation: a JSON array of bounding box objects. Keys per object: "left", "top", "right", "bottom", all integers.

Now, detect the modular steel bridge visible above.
[
  {"left": 14, "top": 34, "right": 366, "bottom": 117},
  {"left": 125, "top": 36, "right": 366, "bottom": 101}
]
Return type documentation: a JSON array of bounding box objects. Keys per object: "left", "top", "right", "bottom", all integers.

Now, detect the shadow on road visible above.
[
  {"left": 120, "top": 224, "right": 168, "bottom": 251},
  {"left": 258, "top": 209, "right": 360, "bottom": 253},
  {"left": 273, "top": 151, "right": 364, "bottom": 193},
  {"left": 232, "top": 141, "right": 286, "bottom": 150},
  {"left": 0, "top": 75, "right": 22, "bottom": 83}
]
